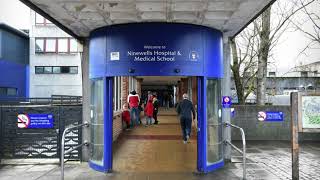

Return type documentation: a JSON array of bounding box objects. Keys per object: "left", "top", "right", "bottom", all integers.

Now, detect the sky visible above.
[
  {"left": 0, "top": 0, "right": 319, "bottom": 76},
  {"left": 0, "top": 0, "right": 30, "bottom": 30},
  {"left": 271, "top": 0, "right": 320, "bottom": 75}
]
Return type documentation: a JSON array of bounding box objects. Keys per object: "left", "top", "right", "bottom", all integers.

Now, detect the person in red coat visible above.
[
  {"left": 122, "top": 104, "right": 131, "bottom": 130},
  {"left": 144, "top": 99, "right": 154, "bottom": 126}
]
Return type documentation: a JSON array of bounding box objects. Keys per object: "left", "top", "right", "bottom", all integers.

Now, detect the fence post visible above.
[
  {"left": 290, "top": 92, "right": 299, "bottom": 180},
  {"left": 58, "top": 106, "right": 64, "bottom": 164}
]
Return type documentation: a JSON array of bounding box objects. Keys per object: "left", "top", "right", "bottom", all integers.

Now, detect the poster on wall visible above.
[
  {"left": 17, "top": 113, "right": 54, "bottom": 129},
  {"left": 301, "top": 96, "right": 320, "bottom": 129}
]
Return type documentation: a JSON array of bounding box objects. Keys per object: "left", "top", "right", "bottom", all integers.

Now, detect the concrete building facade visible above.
[{"left": 29, "top": 11, "right": 82, "bottom": 97}]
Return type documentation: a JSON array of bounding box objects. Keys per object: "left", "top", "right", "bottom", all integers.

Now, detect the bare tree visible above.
[
  {"left": 230, "top": 25, "right": 259, "bottom": 104},
  {"left": 292, "top": 0, "right": 320, "bottom": 54},
  {"left": 231, "top": 0, "right": 316, "bottom": 105}
]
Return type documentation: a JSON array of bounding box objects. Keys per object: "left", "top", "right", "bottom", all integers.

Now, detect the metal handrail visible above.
[
  {"left": 61, "top": 121, "right": 89, "bottom": 180},
  {"left": 225, "top": 122, "right": 246, "bottom": 180}
]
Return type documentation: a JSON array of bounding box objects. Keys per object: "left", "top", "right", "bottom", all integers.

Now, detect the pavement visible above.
[{"left": 0, "top": 112, "right": 319, "bottom": 180}]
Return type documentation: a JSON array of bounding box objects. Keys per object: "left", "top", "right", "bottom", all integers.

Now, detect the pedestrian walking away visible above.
[{"left": 176, "top": 93, "right": 195, "bottom": 144}]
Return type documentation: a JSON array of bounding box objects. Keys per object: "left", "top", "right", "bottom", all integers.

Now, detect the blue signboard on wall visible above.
[
  {"left": 17, "top": 113, "right": 54, "bottom": 129},
  {"left": 28, "top": 114, "right": 54, "bottom": 128},
  {"left": 258, "top": 111, "right": 283, "bottom": 122}
]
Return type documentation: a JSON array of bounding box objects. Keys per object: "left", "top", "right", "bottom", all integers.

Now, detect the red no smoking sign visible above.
[{"left": 17, "top": 114, "right": 30, "bottom": 128}]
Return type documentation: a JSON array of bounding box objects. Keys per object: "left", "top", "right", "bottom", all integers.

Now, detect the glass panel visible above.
[
  {"left": 69, "top": 67, "right": 78, "bottom": 74},
  {"left": 70, "top": 39, "right": 78, "bottom": 52},
  {"left": 35, "top": 67, "right": 44, "bottom": 74},
  {"left": 46, "top": 39, "right": 56, "bottom": 52},
  {"left": 0, "top": 88, "right": 6, "bottom": 96},
  {"left": 44, "top": 67, "right": 52, "bottom": 74},
  {"left": 52, "top": 67, "right": 61, "bottom": 74},
  {"left": 90, "top": 79, "right": 104, "bottom": 165},
  {"left": 58, "top": 38, "right": 68, "bottom": 53},
  {"left": 35, "top": 39, "right": 44, "bottom": 53},
  {"left": 61, "top": 67, "right": 70, "bottom": 73},
  {"left": 7, "top": 88, "right": 17, "bottom": 96},
  {"left": 206, "top": 79, "right": 223, "bottom": 163}
]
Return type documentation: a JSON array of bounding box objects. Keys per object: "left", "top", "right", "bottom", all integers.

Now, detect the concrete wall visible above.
[
  {"left": 29, "top": 11, "right": 82, "bottom": 97},
  {"left": 231, "top": 105, "right": 320, "bottom": 141}
]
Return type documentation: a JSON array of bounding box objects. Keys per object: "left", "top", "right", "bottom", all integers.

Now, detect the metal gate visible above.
[{"left": 0, "top": 105, "right": 82, "bottom": 161}]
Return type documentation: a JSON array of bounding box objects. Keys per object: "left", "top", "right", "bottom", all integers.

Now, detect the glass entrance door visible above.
[
  {"left": 197, "top": 77, "right": 224, "bottom": 172},
  {"left": 89, "top": 77, "right": 113, "bottom": 172}
]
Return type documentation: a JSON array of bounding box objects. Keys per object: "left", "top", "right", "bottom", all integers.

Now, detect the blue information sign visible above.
[
  {"left": 222, "top": 96, "right": 232, "bottom": 108},
  {"left": 266, "top": 111, "right": 283, "bottom": 121},
  {"left": 28, "top": 114, "right": 54, "bottom": 128},
  {"left": 258, "top": 111, "right": 283, "bottom": 122}
]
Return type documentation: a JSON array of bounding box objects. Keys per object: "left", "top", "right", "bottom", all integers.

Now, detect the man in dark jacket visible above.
[{"left": 176, "top": 93, "right": 195, "bottom": 144}]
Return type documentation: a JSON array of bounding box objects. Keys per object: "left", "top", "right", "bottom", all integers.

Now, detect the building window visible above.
[
  {"left": 35, "top": 38, "right": 78, "bottom": 54},
  {"left": 44, "top": 67, "right": 53, "bottom": 74},
  {"left": 35, "top": 66, "right": 44, "bottom": 73},
  {"left": 268, "top": 72, "right": 276, "bottom": 77},
  {"left": 58, "top": 38, "right": 68, "bottom": 53},
  {"left": 0, "top": 87, "right": 18, "bottom": 96},
  {"left": 35, "top": 13, "right": 53, "bottom": 25},
  {"left": 52, "top": 67, "right": 61, "bottom": 73},
  {"left": 301, "top": 71, "right": 308, "bottom": 77},
  {"left": 35, "top": 39, "right": 45, "bottom": 53},
  {"left": 70, "top": 39, "right": 78, "bottom": 52},
  {"left": 46, "top": 39, "right": 56, "bottom": 52},
  {"left": 35, "top": 66, "right": 78, "bottom": 74},
  {"left": 113, "top": 76, "right": 122, "bottom": 111},
  {"left": 70, "top": 67, "right": 78, "bottom": 74}
]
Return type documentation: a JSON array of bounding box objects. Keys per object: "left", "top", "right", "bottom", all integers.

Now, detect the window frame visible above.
[
  {"left": 35, "top": 37, "right": 78, "bottom": 54},
  {"left": 0, "top": 87, "right": 18, "bottom": 96},
  {"left": 35, "top": 66, "right": 78, "bottom": 74},
  {"left": 35, "top": 13, "right": 53, "bottom": 26}
]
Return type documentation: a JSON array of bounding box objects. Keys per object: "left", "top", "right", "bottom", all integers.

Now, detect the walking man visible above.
[{"left": 176, "top": 93, "right": 195, "bottom": 144}]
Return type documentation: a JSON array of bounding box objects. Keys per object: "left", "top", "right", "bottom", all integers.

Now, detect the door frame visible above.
[
  {"left": 197, "top": 76, "right": 224, "bottom": 173},
  {"left": 90, "top": 76, "right": 224, "bottom": 173}
]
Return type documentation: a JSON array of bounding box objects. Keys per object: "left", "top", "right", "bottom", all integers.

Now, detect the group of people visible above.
[
  {"left": 122, "top": 90, "right": 196, "bottom": 145},
  {"left": 122, "top": 90, "right": 159, "bottom": 130}
]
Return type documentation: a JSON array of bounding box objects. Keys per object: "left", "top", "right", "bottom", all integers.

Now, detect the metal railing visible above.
[
  {"left": 61, "top": 121, "right": 89, "bottom": 180},
  {"left": 0, "top": 96, "right": 82, "bottom": 105},
  {"left": 225, "top": 122, "right": 246, "bottom": 180}
]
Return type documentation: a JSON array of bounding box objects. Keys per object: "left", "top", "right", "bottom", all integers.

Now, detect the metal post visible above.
[
  {"left": 291, "top": 92, "right": 299, "bottom": 180},
  {"left": 225, "top": 123, "right": 246, "bottom": 180}
]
